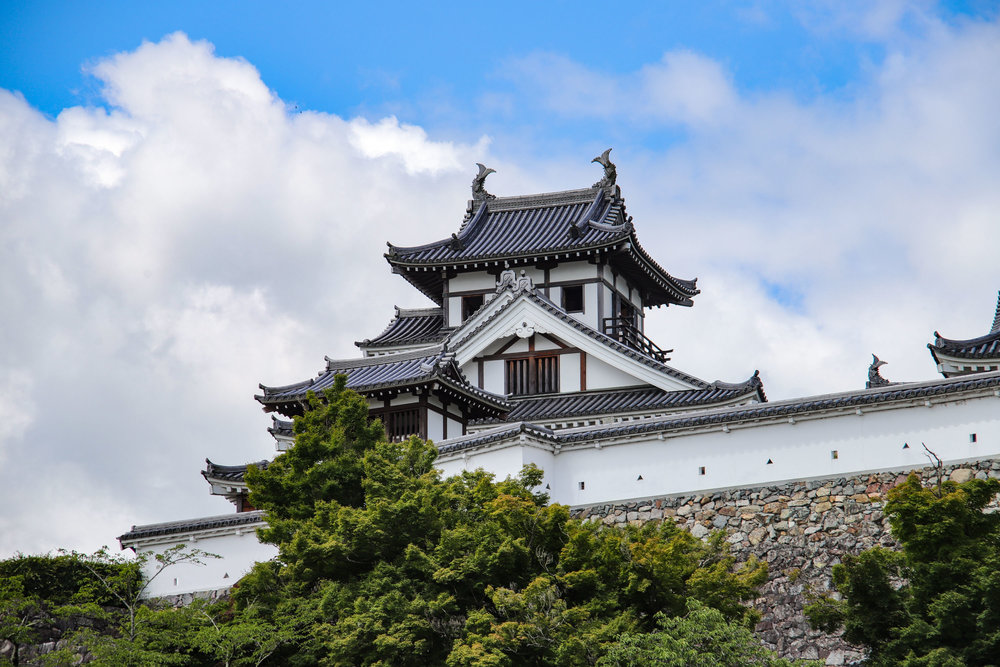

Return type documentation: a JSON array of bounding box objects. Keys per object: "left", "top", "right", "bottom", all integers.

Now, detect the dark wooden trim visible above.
[
  {"left": 537, "top": 333, "right": 568, "bottom": 349},
  {"left": 441, "top": 270, "right": 450, "bottom": 326},
  {"left": 543, "top": 268, "right": 550, "bottom": 297},
  {"left": 580, "top": 352, "right": 587, "bottom": 391},
  {"left": 477, "top": 359, "right": 484, "bottom": 389},
  {"left": 493, "top": 337, "right": 521, "bottom": 356},
  {"left": 418, "top": 396, "right": 428, "bottom": 440},
  {"left": 528, "top": 334, "right": 535, "bottom": 352},
  {"left": 448, "top": 287, "right": 496, "bottom": 297},
  {"left": 479, "top": 346, "right": 582, "bottom": 362}
]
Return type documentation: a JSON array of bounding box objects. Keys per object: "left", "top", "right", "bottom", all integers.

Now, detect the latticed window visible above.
[
  {"left": 382, "top": 408, "right": 421, "bottom": 441},
  {"left": 506, "top": 355, "right": 559, "bottom": 396}
]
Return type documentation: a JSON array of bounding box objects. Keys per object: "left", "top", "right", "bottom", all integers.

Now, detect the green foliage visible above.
[
  {"left": 4, "top": 381, "right": 784, "bottom": 665},
  {"left": 239, "top": 379, "right": 775, "bottom": 665},
  {"left": 0, "top": 551, "right": 140, "bottom": 665},
  {"left": 599, "top": 600, "right": 812, "bottom": 666},
  {"left": 806, "top": 472, "right": 1000, "bottom": 666}
]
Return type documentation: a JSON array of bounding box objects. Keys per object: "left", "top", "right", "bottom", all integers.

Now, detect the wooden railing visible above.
[{"left": 602, "top": 318, "right": 673, "bottom": 363}]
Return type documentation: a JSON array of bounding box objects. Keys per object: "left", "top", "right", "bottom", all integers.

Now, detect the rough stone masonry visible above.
[{"left": 572, "top": 458, "right": 1000, "bottom": 666}]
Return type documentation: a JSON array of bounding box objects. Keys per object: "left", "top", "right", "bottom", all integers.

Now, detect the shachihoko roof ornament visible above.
[
  {"left": 866, "top": 354, "right": 890, "bottom": 388},
  {"left": 591, "top": 148, "right": 617, "bottom": 192},
  {"left": 472, "top": 163, "right": 496, "bottom": 201}
]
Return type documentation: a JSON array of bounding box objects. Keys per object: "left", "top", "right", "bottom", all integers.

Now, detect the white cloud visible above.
[
  {"left": 2, "top": 15, "right": 999, "bottom": 557},
  {"left": 505, "top": 50, "right": 737, "bottom": 127},
  {"left": 0, "top": 33, "right": 489, "bottom": 558}
]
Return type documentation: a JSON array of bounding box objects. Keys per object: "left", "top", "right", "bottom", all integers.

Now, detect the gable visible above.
[{"left": 450, "top": 291, "right": 704, "bottom": 393}]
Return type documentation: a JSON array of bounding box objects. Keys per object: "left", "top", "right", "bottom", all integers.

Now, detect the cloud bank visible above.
[{"left": 1, "top": 13, "right": 998, "bottom": 556}]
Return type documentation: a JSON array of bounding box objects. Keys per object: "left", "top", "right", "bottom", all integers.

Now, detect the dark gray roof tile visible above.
[
  {"left": 356, "top": 307, "right": 448, "bottom": 349},
  {"left": 472, "top": 374, "right": 764, "bottom": 425},
  {"left": 118, "top": 511, "right": 265, "bottom": 542},
  {"left": 385, "top": 186, "right": 698, "bottom": 307},
  {"left": 929, "top": 291, "right": 1000, "bottom": 360}
]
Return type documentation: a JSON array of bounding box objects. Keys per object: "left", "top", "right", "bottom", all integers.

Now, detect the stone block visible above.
[
  {"left": 814, "top": 501, "right": 833, "bottom": 513},
  {"left": 950, "top": 468, "right": 974, "bottom": 483}
]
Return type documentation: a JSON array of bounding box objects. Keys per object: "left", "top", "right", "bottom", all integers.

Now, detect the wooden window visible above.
[
  {"left": 506, "top": 355, "right": 559, "bottom": 396},
  {"left": 562, "top": 285, "right": 584, "bottom": 313},
  {"left": 383, "top": 408, "right": 421, "bottom": 441},
  {"left": 462, "top": 294, "right": 484, "bottom": 320}
]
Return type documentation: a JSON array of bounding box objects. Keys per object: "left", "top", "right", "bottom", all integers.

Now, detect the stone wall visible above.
[{"left": 572, "top": 457, "right": 1000, "bottom": 666}]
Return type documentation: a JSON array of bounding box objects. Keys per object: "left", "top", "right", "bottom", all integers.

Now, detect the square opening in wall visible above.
[
  {"left": 462, "top": 294, "right": 485, "bottom": 320},
  {"left": 562, "top": 285, "right": 584, "bottom": 313},
  {"left": 578, "top": 481, "right": 585, "bottom": 490},
  {"left": 970, "top": 433, "right": 978, "bottom": 443},
  {"left": 831, "top": 450, "right": 839, "bottom": 460},
  {"left": 698, "top": 466, "right": 706, "bottom": 475}
]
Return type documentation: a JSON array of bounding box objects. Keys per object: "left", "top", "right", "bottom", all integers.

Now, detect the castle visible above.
[{"left": 119, "top": 152, "right": 1000, "bottom": 600}]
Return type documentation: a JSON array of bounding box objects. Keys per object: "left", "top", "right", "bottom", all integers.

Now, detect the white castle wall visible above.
[
  {"left": 129, "top": 527, "right": 278, "bottom": 598},
  {"left": 436, "top": 392, "right": 1000, "bottom": 507}
]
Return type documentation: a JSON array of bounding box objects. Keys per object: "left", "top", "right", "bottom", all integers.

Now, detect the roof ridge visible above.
[
  {"left": 480, "top": 186, "right": 601, "bottom": 212},
  {"left": 325, "top": 346, "right": 443, "bottom": 370},
  {"left": 396, "top": 306, "right": 443, "bottom": 318}
]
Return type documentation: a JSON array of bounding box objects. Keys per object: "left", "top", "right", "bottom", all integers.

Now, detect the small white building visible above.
[{"left": 120, "top": 153, "right": 1000, "bottom": 596}]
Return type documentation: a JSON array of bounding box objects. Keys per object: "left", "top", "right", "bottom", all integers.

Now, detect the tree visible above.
[
  {"left": 0, "top": 551, "right": 138, "bottom": 666},
  {"left": 805, "top": 472, "right": 1000, "bottom": 665},
  {"left": 599, "top": 600, "right": 811, "bottom": 667},
  {"left": 241, "top": 380, "right": 777, "bottom": 666}
]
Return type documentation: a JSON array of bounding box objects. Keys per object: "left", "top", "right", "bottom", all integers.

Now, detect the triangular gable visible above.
[{"left": 447, "top": 288, "right": 706, "bottom": 393}]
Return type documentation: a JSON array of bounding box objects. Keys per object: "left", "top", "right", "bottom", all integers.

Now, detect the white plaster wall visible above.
[
  {"left": 560, "top": 353, "right": 581, "bottom": 392},
  {"left": 436, "top": 444, "right": 556, "bottom": 491},
  {"left": 447, "top": 417, "right": 463, "bottom": 438},
  {"left": 449, "top": 271, "right": 496, "bottom": 292},
  {"left": 132, "top": 529, "right": 277, "bottom": 598},
  {"left": 506, "top": 338, "right": 531, "bottom": 354},
  {"left": 448, "top": 296, "right": 463, "bottom": 327},
  {"left": 440, "top": 394, "right": 1000, "bottom": 509},
  {"left": 586, "top": 356, "right": 643, "bottom": 389},
  {"left": 426, "top": 397, "right": 445, "bottom": 442},
  {"left": 549, "top": 263, "right": 597, "bottom": 282},
  {"left": 483, "top": 360, "right": 505, "bottom": 395},
  {"left": 391, "top": 394, "right": 419, "bottom": 406},
  {"left": 534, "top": 335, "right": 561, "bottom": 351},
  {"left": 582, "top": 283, "right": 600, "bottom": 328},
  {"left": 554, "top": 397, "right": 1000, "bottom": 506}
]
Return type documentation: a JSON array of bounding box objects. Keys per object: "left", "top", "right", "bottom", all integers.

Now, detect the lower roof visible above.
[
  {"left": 472, "top": 375, "right": 764, "bottom": 425},
  {"left": 438, "top": 370, "right": 1000, "bottom": 456},
  {"left": 118, "top": 511, "right": 265, "bottom": 543},
  {"left": 929, "top": 291, "right": 1000, "bottom": 361}
]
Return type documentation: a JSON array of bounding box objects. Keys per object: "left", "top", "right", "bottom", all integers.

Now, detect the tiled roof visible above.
[
  {"left": 256, "top": 348, "right": 509, "bottom": 417},
  {"left": 268, "top": 417, "right": 293, "bottom": 438},
  {"left": 472, "top": 374, "right": 764, "bottom": 425},
  {"left": 356, "top": 307, "right": 448, "bottom": 349},
  {"left": 929, "top": 291, "right": 1000, "bottom": 360},
  {"left": 385, "top": 186, "right": 699, "bottom": 308},
  {"left": 118, "top": 511, "right": 265, "bottom": 542},
  {"left": 202, "top": 459, "right": 268, "bottom": 484},
  {"left": 439, "top": 371, "right": 1000, "bottom": 454}
]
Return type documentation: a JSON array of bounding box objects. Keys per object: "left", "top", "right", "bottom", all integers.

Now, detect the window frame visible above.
[{"left": 505, "top": 353, "right": 560, "bottom": 396}]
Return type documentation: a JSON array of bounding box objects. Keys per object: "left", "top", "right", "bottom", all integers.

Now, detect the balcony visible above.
[{"left": 602, "top": 317, "right": 672, "bottom": 363}]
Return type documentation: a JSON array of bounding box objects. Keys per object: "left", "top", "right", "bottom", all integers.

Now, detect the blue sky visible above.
[
  {"left": 5, "top": 1, "right": 992, "bottom": 147},
  {"left": 1, "top": 2, "right": 999, "bottom": 556}
]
